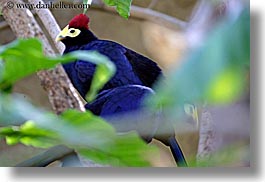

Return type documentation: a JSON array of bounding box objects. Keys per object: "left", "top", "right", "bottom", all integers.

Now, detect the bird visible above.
[
  {"left": 56, "top": 14, "right": 189, "bottom": 167},
  {"left": 56, "top": 14, "right": 162, "bottom": 99}
]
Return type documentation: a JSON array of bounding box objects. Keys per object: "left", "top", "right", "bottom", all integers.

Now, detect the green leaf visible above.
[
  {"left": 0, "top": 95, "right": 155, "bottom": 166},
  {"left": 58, "top": 110, "right": 156, "bottom": 166},
  {"left": 0, "top": 38, "right": 53, "bottom": 90},
  {"left": 102, "top": 0, "right": 132, "bottom": 19},
  {"left": 0, "top": 121, "right": 58, "bottom": 147},
  {"left": 0, "top": 39, "right": 116, "bottom": 99},
  {"left": 78, "top": 132, "right": 155, "bottom": 167}
]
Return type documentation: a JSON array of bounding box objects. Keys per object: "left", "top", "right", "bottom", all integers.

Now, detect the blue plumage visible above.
[
  {"left": 85, "top": 85, "right": 154, "bottom": 116},
  {"left": 63, "top": 39, "right": 161, "bottom": 98}
]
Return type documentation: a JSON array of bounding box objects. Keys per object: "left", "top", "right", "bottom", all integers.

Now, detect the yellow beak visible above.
[{"left": 55, "top": 25, "right": 69, "bottom": 42}]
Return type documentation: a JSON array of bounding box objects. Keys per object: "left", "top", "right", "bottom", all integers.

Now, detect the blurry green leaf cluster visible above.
[
  {"left": 102, "top": 0, "right": 132, "bottom": 19},
  {"left": 147, "top": 9, "right": 250, "bottom": 116},
  {"left": 0, "top": 38, "right": 116, "bottom": 101},
  {"left": 0, "top": 121, "right": 58, "bottom": 148},
  {"left": 0, "top": 99, "right": 153, "bottom": 166},
  {"left": 0, "top": 38, "right": 153, "bottom": 167}
]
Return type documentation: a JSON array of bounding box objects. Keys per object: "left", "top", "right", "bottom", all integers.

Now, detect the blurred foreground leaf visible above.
[
  {"left": 0, "top": 95, "right": 155, "bottom": 166},
  {"left": 0, "top": 38, "right": 152, "bottom": 167},
  {"left": 0, "top": 121, "right": 58, "bottom": 147},
  {"left": 147, "top": 9, "right": 250, "bottom": 114},
  {"left": 0, "top": 38, "right": 116, "bottom": 102}
]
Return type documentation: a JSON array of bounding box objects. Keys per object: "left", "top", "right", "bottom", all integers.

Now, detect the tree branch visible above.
[
  {"left": 196, "top": 108, "right": 217, "bottom": 163},
  {"left": 29, "top": 0, "right": 65, "bottom": 54}
]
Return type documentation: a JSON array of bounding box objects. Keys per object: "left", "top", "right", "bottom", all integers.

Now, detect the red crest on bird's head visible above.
[{"left": 69, "top": 14, "right": 90, "bottom": 29}]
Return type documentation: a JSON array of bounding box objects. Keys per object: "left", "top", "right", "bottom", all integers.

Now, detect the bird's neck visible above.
[{"left": 81, "top": 29, "right": 98, "bottom": 43}]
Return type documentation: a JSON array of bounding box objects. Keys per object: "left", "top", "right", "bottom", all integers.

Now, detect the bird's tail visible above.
[{"left": 167, "top": 136, "right": 187, "bottom": 167}]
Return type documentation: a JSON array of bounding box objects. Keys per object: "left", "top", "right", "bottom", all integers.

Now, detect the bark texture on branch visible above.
[
  {"left": 196, "top": 109, "right": 217, "bottom": 163},
  {"left": 0, "top": 0, "right": 85, "bottom": 114}
]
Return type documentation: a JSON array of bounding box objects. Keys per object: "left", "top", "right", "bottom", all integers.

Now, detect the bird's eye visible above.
[{"left": 70, "top": 29, "right": 75, "bottom": 33}]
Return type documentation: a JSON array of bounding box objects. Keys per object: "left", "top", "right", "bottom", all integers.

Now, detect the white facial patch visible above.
[
  {"left": 67, "top": 27, "right": 81, "bottom": 38},
  {"left": 60, "top": 25, "right": 81, "bottom": 38}
]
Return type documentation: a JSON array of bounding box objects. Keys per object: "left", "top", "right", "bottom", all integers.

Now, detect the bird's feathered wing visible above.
[
  {"left": 63, "top": 40, "right": 162, "bottom": 98},
  {"left": 125, "top": 48, "right": 163, "bottom": 88}
]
